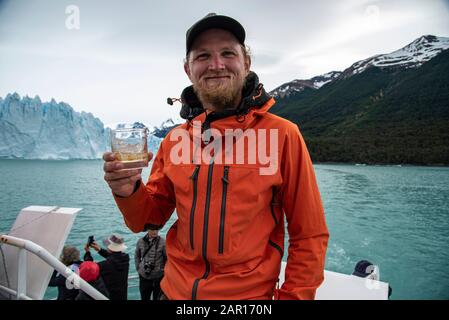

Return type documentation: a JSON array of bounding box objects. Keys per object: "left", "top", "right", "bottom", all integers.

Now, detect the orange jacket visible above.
[{"left": 114, "top": 96, "right": 329, "bottom": 300}]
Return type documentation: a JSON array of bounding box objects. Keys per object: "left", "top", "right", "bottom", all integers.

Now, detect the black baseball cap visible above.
[
  {"left": 186, "top": 13, "right": 246, "bottom": 55},
  {"left": 352, "top": 260, "right": 374, "bottom": 278}
]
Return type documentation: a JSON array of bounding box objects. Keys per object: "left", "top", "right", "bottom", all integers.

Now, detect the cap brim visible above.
[{"left": 352, "top": 271, "right": 369, "bottom": 278}]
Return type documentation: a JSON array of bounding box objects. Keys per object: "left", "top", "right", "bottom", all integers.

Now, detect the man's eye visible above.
[
  {"left": 223, "top": 51, "right": 236, "bottom": 57},
  {"left": 196, "top": 54, "right": 209, "bottom": 60}
]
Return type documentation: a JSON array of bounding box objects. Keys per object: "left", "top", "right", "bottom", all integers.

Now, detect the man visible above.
[
  {"left": 84, "top": 233, "right": 130, "bottom": 300},
  {"left": 103, "top": 13, "right": 329, "bottom": 300},
  {"left": 135, "top": 227, "right": 167, "bottom": 300}
]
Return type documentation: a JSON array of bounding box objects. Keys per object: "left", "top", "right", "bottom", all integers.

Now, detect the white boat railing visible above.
[{"left": 0, "top": 234, "right": 108, "bottom": 300}]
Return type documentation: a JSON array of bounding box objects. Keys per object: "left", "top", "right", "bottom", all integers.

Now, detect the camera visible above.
[
  {"left": 87, "top": 235, "right": 95, "bottom": 247},
  {"left": 144, "top": 261, "right": 155, "bottom": 274}
]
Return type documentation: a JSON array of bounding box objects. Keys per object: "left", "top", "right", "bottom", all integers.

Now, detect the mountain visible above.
[
  {"left": 111, "top": 122, "right": 162, "bottom": 152},
  {"left": 269, "top": 35, "right": 449, "bottom": 165},
  {"left": 0, "top": 93, "right": 161, "bottom": 159},
  {"left": 151, "top": 118, "right": 180, "bottom": 138},
  {"left": 271, "top": 71, "right": 342, "bottom": 98},
  {"left": 340, "top": 35, "right": 449, "bottom": 78},
  {"left": 271, "top": 35, "right": 449, "bottom": 98}
]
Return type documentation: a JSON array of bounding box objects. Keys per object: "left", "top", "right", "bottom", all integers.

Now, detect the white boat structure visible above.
[{"left": 0, "top": 206, "right": 390, "bottom": 300}]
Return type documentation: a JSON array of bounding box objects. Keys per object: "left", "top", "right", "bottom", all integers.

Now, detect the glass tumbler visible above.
[{"left": 110, "top": 127, "right": 148, "bottom": 170}]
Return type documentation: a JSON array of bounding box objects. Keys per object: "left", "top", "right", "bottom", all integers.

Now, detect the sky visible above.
[{"left": 1, "top": 0, "right": 449, "bottom": 127}]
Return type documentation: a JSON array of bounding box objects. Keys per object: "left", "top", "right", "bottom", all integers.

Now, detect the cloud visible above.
[{"left": 1, "top": 0, "right": 448, "bottom": 125}]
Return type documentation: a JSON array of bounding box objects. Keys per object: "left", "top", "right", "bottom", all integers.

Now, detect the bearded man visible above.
[{"left": 103, "top": 13, "right": 329, "bottom": 300}]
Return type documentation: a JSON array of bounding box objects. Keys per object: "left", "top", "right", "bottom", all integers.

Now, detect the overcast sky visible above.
[{"left": 1, "top": 0, "right": 448, "bottom": 127}]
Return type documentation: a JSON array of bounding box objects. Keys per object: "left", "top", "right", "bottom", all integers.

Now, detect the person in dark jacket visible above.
[
  {"left": 135, "top": 226, "right": 167, "bottom": 300},
  {"left": 48, "top": 245, "right": 82, "bottom": 300},
  {"left": 84, "top": 233, "right": 130, "bottom": 300},
  {"left": 75, "top": 261, "right": 110, "bottom": 300}
]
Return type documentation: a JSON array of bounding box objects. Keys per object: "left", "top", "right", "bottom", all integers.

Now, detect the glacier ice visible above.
[{"left": 0, "top": 93, "right": 162, "bottom": 159}]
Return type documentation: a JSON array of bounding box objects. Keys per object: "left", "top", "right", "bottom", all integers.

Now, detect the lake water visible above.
[{"left": 0, "top": 159, "right": 448, "bottom": 300}]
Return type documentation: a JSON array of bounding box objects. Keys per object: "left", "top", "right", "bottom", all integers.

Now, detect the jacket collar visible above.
[{"left": 144, "top": 234, "right": 159, "bottom": 243}]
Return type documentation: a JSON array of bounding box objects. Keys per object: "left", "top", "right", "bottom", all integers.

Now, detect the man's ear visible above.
[
  {"left": 245, "top": 55, "right": 251, "bottom": 74},
  {"left": 184, "top": 61, "right": 191, "bottom": 80}
]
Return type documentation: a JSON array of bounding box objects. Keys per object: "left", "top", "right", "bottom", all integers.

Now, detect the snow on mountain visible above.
[
  {"left": 159, "top": 118, "right": 176, "bottom": 128},
  {"left": 270, "top": 71, "right": 341, "bottom": 98},
  {"left": 151, "top": 118, "right": 184, "bottom": 138},
  {"left": 343, "top": 35, "right": 449, "bottom": 77},
  {"left": 109, "top": 121, "right": 162, "bottom": 152},
  {"left": 270, "top": 80, "right": 313, "bottom": 98},
  {"left": 0, "top": 93, "right": 161, "bottom": 159},
  {"left": 270, "top": 35, "right": 449, "bottom": 98},
  {"left": 311, "top": 71, "right": 342, "bottom": 88}
]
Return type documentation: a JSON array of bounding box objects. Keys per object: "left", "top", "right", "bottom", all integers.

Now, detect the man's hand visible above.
[
  {"left": 91, "top": 242, "right": 101, "bottom": 252},
  {"left": 103, "top": 152, "right": 153, "bottom": 197},
  {"left": 84, "top": 243, "right": 90, "bottom": 252}
]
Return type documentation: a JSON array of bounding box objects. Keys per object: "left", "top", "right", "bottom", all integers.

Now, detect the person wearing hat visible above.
[
  {"left": 103, "top": 13, "right": 329, "bottom": 300},
  {"left": 135, "top": 226, "right": 167, "bottom": 300},
  {"left": 75, "top": 261, "right": 110, "bottom": 300},
  {"left": 352, "top": 260, "right": 393, "bottom": 298},
  {"left": 84, "top": 233, "right": 130, "bottom": 300}
]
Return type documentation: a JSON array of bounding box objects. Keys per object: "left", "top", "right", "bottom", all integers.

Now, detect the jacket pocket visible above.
[
  {"left": 270, "top": 186, "right": 282, "bottom": 226},
  {"left": 218, "top": 166, "right": 230, "bottom": 254},
  {"left": 214, "top": 165, "right": 281, "bottom": 264},
  {"left": 189, "top": 165, "right": 200, "bottom": 250},
  {"left": 165, "top": 164, "right": 200, "bottom": 252}
]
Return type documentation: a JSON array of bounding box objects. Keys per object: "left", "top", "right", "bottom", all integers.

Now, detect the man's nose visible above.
[{"left": 208, "top": 55, "right": 225, "bottom": 71}]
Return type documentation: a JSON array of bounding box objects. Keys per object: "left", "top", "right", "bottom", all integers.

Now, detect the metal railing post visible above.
[
  {"left": 0, "top": 234, "right": 108, "bottom": 300},
  {"left": 16, "top": 248, "right": 27, "bottom": 300}
]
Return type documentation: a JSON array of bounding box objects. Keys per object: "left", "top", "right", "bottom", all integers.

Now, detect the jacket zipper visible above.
[
  {"left": 191, "top": 158, "right": 215, "bottom": 300},
  {"left": 270, "top": 187, "right": 279, "bottom": 225},
  {"left": 189, "top": 165, "right": 200, "bottom": 250},
  {"left": 269, "top": 187, "right": 283, "bottom": 257},
  {"left": 269, "top": 239, "right": 284, "bottom": 257},
  {"left": 218, "top": 166, "right": 230, "bottom": 254}
]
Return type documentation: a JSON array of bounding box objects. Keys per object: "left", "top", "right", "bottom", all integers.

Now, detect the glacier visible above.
[{"left": 0, "top": 93, "right": 161, "bottom": 159}]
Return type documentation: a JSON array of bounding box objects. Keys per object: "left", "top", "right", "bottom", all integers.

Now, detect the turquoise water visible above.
[{"left": 0, "top": 159, "right": 448, "bottom": 299}]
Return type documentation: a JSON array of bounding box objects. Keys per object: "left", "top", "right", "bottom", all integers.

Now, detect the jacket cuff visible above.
[
  {"left": 113, "top": 180, "right": 141, "bottom": 199},
  {"left": 113, "top": 180, "right": 147, "bottom": 206},
  {"left": 113, "top": 180, "right": 149, "bottom": 233}
]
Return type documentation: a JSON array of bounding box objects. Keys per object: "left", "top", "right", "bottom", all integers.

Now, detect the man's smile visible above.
[{"left": 204, "top": 75, "right": 231, "bottom": 81}]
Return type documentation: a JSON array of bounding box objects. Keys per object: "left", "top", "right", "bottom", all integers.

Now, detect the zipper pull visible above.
[
  {"left": 222, "top": 166, "right": 229, "bottom": 184},
  {"left": 202, "top": 120, "right": 211, "bottom": 145},
  {"left": 189, "top": 165, "right": 200, "bottom": 180}
]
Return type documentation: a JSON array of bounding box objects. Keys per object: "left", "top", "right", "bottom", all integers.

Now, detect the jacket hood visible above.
[{"left": 179, "top": 71, "right": 272, "bottom": 121}]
